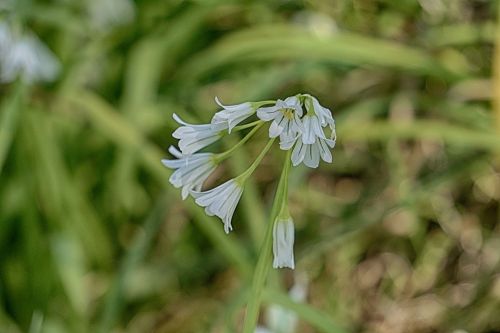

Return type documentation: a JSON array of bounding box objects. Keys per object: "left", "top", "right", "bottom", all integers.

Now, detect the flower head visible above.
[
  {"left": 257, "top": 96, "right": 303, "bottom": 141},
  {"left": 191, "top": 179, "right": 244, "bottom": 234},
  {"left": 273, "top": 216, "right": 295, "bottom": 269},
  {"left": 161, "top": 146, "right": 217, "bottom": 200},
  {"left": 172, "top": 113, "right": 227, "bottom": 155},
  {"left": 164, "top": 93, "right": 336, "bottom": 269}
]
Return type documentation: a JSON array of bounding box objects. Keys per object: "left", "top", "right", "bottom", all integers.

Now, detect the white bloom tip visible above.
[{"left": 273, "top": 217, "right": 295, "bottom": 269}]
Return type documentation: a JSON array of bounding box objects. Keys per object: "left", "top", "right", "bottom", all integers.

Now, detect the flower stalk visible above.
[{"left": 242, "top": 149, "right": 292, "bottom": 333}]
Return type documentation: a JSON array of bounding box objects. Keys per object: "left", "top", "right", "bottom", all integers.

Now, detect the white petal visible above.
[
  {"left": 317, "top": 138, "right": 332, "bottom": 163},
  {"left": 279, "top": 133, "right": 298, "bottom": 151},
  {"left": 168, "top": 146, "right": 183, "bottom": 158},
  {"left": 181, "top": 186, "right": 190, "bottom": 200},
  {"left": 303, "top": 143, "right": 320, "bottom": 168},
  {"left": 257, "top": 106, "right": 279, "bottom": 121},
  {"left": 312, "top": 117, "right": 326, "bottom": 139},
  {"left": 291, "top": 138, "right": 306, "bottom": 166},
  {"left": 301, "top": 116, "right": 315, "bottom": 145},
  {"left": 269, "top": 121, "right": 283, "bottom": 138}
]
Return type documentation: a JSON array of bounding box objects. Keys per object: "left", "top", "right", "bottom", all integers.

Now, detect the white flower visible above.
[
  {"left": 212, "top": 97, "right": 255, "bottom": 133},
  {"left": 191, "top": 179, "right": 243, "bottom": 234},
  {"left": 264, "top": 274, "right": 308, "bottom": 332},
  {"left": 301, "top": 94, "right": 334, "bottom": 144},
  {"left": 0, "top": 33, "right": 60, "bottom": 83},
  {"left": 290, "top": 135, "right": 336, "bottom": 168},
  {"left": 161, "top": 146, "right": 217, "bottom": 200},
  {"left": 273, "top": 217, "right": 295, "bottom": 269},
  {"left": 172, "top": 113, "right": 227, "bottom": 155},
  {"left": 303, "top": 94, "right": 334, "bottom": 128},
  {"left": 257, "top": 96, "right": 303, "bottom": 141}
]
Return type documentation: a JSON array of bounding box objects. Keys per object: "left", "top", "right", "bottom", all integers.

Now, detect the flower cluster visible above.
[
  {"left": 0, "top": 22, "right": 60, "bottom": 84},
  {"left": 163, "top": 94, "right": 336, "bottom": 269}
]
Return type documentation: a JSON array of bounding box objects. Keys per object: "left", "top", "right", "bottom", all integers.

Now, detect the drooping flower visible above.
[
  {"left": 290, "top": 135, "right": 336, "bottom": 168},
  {"left": 301, "top": 94, "right": 335, "bottom": 144},
  {"left": 257, "top": 96, "right": 303, "bottom": 141},
  {"left": 273, "top": 216, "right": 295, "bottom": 269},
  {"left": 172, "top": 113, "right": 227, "bottom": 155},
  {"left": 191, "top": 179, "right": 244, "bottom": 234},
  {"left": 0, "top": 32, "right": 60, "bottom": 83},
  {"left": 211, "top": 97, "right": 255, "bottom": 133},
  {"left": 161, "top": 146, "right": 217, "bottom": 200},
  {"left": 303, "top": 94, "right": 335, "bottom": 128}
]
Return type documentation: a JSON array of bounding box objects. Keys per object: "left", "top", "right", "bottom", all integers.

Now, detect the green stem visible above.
[
  {"left": 242, "top": 149, "right": 292, "bottom": 333},
  {"left": 215, "top": 121, "right": 264, "bottom": 162},
  {"left": 232, "top": 120, "right": 263, "bottom": 132}
]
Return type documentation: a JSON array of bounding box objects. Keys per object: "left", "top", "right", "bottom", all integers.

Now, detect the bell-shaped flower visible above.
[
  {"left": 301, "top": 94, "right": 335, "bottom": 144},
  {"left": 191, "top": 179, "right": 243, "bottom": 234},
  {"left": 257, "top": 96, "right": 303, "bottom": 141},
  {"left": 0, "top": 33, "right": 60, "bottom": 83},
  {"left": 290, "top": 135, "right": 336, "bottom": 168},
  {"left": 161, "top": 146, "right": 217, "bottom": 200},
  {"left": 172, "top": 113, "right": 227, "bottom": 155},
  {"left": 273, "top": 216, "right": 295, "bottom": 269},
  {"left": 211, "top": 97, "right": 256, "bottom": 133}
]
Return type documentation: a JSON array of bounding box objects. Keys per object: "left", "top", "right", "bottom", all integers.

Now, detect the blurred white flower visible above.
[
  {"left": 162, "top": 146, "right": 217, "bottom": 200},
  {"left": 257, "top": 96, "right": 303, "bottom": 141},
  {"left": 191, "top": 179, "right": 244, "bottom": 234},
  {"left": 0, "top": 31, "right": 60, "bottom": 83},
  {"left": 273, "top": 217, "right": 295, "bottom": 269},
  {"left": 256, "top": 274, "right": 309, "bottom": 333},
  {"left": 172, "top": 113, "right": 227, "bottom": 155},
  {"left": 87, "top": 0, "right": 135, "bottom": 31},
  {"left": 0, "top": 0, "right": 15, "bottom": 11}
]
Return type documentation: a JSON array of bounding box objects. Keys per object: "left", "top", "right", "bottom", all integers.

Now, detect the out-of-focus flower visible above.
[
  {"left": 256, "top": 274, "right": 309, "bottom": 332},
  {"left": 0, "top": 26, "right": 60, "bottom": 83}
]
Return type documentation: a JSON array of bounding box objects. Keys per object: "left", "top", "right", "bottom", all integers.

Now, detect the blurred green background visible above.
[{"left": 1, "top": 0, "right": 500, "bottom": 332}]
